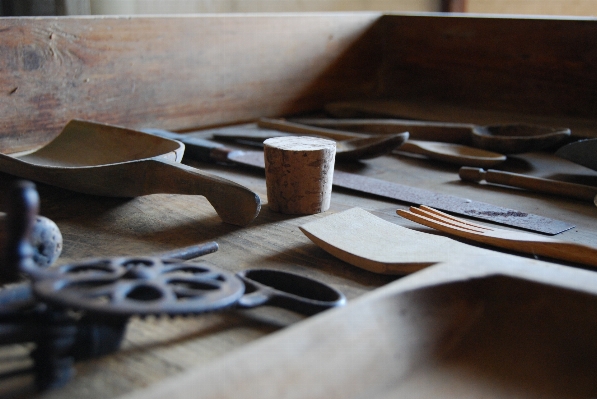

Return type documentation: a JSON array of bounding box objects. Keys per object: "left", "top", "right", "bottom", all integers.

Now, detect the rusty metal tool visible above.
[
  {"left": 0, "top": 180, "right": 343, "bottom": 391},
  {"left": 142, "top": 129, "right": 574, "bottom": 235}
]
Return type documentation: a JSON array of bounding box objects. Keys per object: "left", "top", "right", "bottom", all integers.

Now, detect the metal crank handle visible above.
[
  {"left": 235, "top": 269, "right": 346, "bottom": 316},
  {"left": 156, "top": 242, "right": 219, "bottom": 260}
]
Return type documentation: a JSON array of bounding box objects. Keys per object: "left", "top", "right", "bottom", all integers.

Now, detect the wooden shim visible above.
[
  {"left": 299, "top": 207, "right": 488, "bottom": 274},
  {"left": 0, "top": 13, "right": 382, "bottom": 153}
]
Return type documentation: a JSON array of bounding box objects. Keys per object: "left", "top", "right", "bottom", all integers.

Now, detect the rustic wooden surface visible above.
[
  {"left": 0, "top": 13, "right": 382, "bottom": 153},
  {"left": 0, "top": 12, "right": 596, "bottom": 399},
  {"left": 376, "top": 14, "right": 597, "bottom": 126},
  {"left": 3, "top": 13, "right": 597, "bottom": 154},
  {"left": 299, "top": 207, "right": 490, "bottom": 274},
  {"left": 1, "top": 123, "right": 596, "bottom": 398},
  {"left": 118, "top": 256, "right": 597, "bottom": 399}
]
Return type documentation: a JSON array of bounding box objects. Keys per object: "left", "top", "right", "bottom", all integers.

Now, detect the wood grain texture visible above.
[
  {"left": 1, "top": 13, "right": 597, "bottom": 399},
  {"left": 0, "top": 120, "right": 261, "bottom": 226},
  {"left": 469, "top": 0, "right": 597, "bottom": 16},
  {"left": 399, "top": 205, "right": 597, "bottom": 269},
  {"left": 299, "top": 207, "right": 488, "bottom": 274},
  {"left": 325, "top": 99, "right": 597, "bottom": 139},
  {"left": 0, "top": 13, "right": 382, "bottom": 152},
  {"left": 117, "top": 258, "right": 597, "bottom": 399},
  {"left": 376, "top": 14, "right": 597, "bottom": 121},
  {"left": 441, "top": 0, "right": 467, "bottom": 12},
  {"left": 397, "top": 140, "right": 506, "bottom": 167},
  {"left": 2, "top": 133, "right": 597, "bottom": 398},
  {"left": 459, "top": 167, "right": 597, "bottom": 202}
]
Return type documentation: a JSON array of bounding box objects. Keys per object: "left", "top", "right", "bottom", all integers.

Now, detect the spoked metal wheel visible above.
[{"left": 32, "top": 257, "right": 245, "bottom": 317}]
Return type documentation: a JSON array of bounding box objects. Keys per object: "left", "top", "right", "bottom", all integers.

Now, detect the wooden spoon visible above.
[
  {"left": 261, "top": 118, "right": 505, "bottom": 166},
  {"left": 459, "top": 166, "right": 597, "bottom": 202},
  {"left": 397, "top": 140, "right": 506, "bottom": 167},
  {"left": 256, "top": 118, "right": 408, "bottom": 161},
  {"left": 292, "top": 117, "right": 571, "bottom": 154},
  {"left": 0, "top": 120, "right": 261, "bottom": 226}
]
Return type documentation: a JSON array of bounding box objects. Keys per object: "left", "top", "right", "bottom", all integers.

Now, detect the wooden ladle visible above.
[
  {"left": 292, "top": 117, "right": 571, "bottom": 154},
  {"left": 260, "top": 118, "right": 506, "bottom": 167},
  {"left": 0, "top": 120, "right": 261, "bottom": 226}
]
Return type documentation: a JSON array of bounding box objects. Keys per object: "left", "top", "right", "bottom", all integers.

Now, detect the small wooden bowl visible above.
[{"left": 471, "top": 124, "right": 571, "bottom": 154}]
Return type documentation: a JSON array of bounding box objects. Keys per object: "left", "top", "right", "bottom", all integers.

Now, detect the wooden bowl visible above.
[{"left": 471, "top": 124, "right": 571, "bottom": 154}]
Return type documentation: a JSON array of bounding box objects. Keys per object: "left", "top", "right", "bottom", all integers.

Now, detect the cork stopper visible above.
[{"left": 264, "top": 136, "right": 336, "bottom": 215}]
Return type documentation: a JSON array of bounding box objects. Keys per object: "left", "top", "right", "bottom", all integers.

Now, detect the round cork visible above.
[{"left": 264, "top": 136, "right": 336, "bottom": 215}]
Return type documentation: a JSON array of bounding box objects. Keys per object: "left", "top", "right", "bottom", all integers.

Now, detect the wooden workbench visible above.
[{"left": 0, "top": 12, "right": 596, "bottom": 399}]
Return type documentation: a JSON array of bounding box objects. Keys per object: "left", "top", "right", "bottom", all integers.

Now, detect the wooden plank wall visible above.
[
  {"left": 0, "top": 13, "right": 382, "bottom": 153},
  {"left": 2, "top": 13, "right": 597, "bottom": 154},
  {"left": 376, "top": 14, "right": 597, "bottom": 122},
  {"left": 469, "top": 0, "right": 597, "bottom": 16},
  {"left": 89, "top": 0, "right": 439, "bottom": 14}
]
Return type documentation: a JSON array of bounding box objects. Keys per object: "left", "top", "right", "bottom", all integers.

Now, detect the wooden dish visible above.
[
  {"left": 0, "top": 120, "right": 261, "bottom": 226},
  {"left": 470, "top": 124, "right": 571, "bottom": 154},
  {"left": 118, "top": 261, "right": 597, "bottom": 399}
]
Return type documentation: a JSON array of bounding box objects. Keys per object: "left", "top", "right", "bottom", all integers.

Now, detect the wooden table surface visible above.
[{"left": 1, "top": 125, "right": 596, "bottom": 399}]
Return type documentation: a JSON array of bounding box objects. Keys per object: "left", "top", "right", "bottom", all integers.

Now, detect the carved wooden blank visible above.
[{"left": 264, "top": 136, "right": 336, "bottom": 215}]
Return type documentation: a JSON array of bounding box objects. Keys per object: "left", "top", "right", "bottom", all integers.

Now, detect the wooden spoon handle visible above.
[
  {"left": 257, "top": 118, "right": 368, "bottom": 141},
  {"left": 212, "top": 130, "right": 293, "bottom": 145},
  {"left": 459, "top": 167, "right": 597, "bottom": 202},
  {"left": 291, "top": 117, "right": 472, "bottom": 143},
  {"left": 146, "top": 159, "right": 261, "bottom": 226}
]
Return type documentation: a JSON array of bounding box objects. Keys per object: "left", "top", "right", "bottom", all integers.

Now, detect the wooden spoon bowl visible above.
[
  {"left": 294, "top": 117, "right": 571, "bottom": 154},
  {"left": 396, "top": 140, "right": 506, "bottom": 167},
  {"left": 333, "top": 133, "right": 408, "bottom": 161},
  {"left": 466, "top": 124, "right": 570, "bottom": 154}
]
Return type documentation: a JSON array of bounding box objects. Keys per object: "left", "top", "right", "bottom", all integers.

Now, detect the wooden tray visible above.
[{"left": 118, "top": 257, "right": 597, "bottom": 399}]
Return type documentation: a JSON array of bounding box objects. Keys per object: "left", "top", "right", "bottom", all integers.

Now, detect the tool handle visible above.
[
  {"left": 459, "top": 167, "right": 597, "bottom": 201},
  {"left": 212, "top": 130, "right": 295, "bottom": 145},
  {"left": 145, "top": 159, "right": 261, "bottom": 226},
  {"left": 291, "top": 117, "right": 471, "bottom": 143},
  {"left": 157, "top": 242, "right": 219, "bottom": 260},
  {"left": 258, "top": 117, "right": 368, "bottom": 141},
  {"left": 2, "top": 181, "right": 39, "bottom": 283}
]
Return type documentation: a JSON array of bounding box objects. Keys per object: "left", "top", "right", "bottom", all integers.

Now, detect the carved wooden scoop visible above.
[{"left": 0, "top": 120, "right": 261, "bottom": 226}]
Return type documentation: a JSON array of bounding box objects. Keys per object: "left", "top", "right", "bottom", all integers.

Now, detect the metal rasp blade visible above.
[
  {"left": 228, "top": 150, "right": 574, "bottom": 235},
  {"left": 139, "top": 129, "right": 574, "bottom": 235}
]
